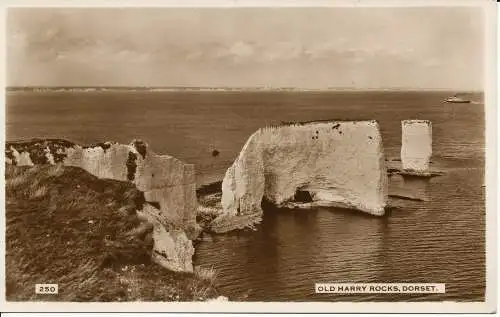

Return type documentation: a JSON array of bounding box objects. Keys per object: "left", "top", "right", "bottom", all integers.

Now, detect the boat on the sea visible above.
[{"left": 443, "top": 95, "right": 471, "bottom": 103}]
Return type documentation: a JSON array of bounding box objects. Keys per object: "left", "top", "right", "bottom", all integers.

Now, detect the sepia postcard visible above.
[{"left": 0, "top": 0, "right": 497, "bottom": 314}]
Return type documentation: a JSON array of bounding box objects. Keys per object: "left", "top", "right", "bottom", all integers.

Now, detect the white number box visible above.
[{"left": 35, "top": 284, "right": 59, "bottom": 294}]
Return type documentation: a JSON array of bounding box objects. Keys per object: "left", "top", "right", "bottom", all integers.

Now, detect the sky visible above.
[{"left": 7, "top": 7, "right": 485, "bottom": 89}]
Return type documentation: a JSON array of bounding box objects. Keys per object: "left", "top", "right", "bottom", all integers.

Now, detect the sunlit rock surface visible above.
[
  {"left": 5, "top": 138, "right": 198, "bottom": 272},
  {"left": 211, "top": 120, "right": 388, "bottom": 233},
  {"left": 401, "top": 120, "right": 432, "bottom": 174},
  {"left": 9, "top": 147, "right": 35, "bottom": 166}
]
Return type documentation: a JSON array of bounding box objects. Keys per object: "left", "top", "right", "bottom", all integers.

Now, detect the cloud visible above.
[
  {"left": 6, "top": 7, "right": 484, "bottom": 89},
  {"left": 229, "top": 41, "right": 254, "bottom": 57}
]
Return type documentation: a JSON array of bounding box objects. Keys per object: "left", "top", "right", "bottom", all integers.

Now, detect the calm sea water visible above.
[{"left": 6, "top": 91, "right": 485, "bottom": 301}]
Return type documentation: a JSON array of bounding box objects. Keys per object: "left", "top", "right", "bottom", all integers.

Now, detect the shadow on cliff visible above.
[{"left": 5, "top": 164, "right": 218, "bottom": 301}]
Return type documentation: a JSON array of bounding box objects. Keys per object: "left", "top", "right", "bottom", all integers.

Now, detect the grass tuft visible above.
[
  {"left": 46, "top": 164, "right": 65, "bottom": 177},
  {"left": 194, "top": 266, "right": 218, "bottom": 284},
  {"left": 29, "top": 184, "right": 49, "bottom": 199}
]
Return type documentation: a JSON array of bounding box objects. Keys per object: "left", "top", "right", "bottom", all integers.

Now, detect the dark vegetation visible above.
[
  {"left": 5, "top": 164, "right": 218, "bottom": 301},
  {"left": 6, "top": 139, "right": 117, "bottom": 165},
  {"left": 131, "top": 140, "right": 147, "bottom": 159},
  {"left": 5, "top": 147, "right": 16, "bottom": 165},
  {"left": 7, "top": 138, "right": 77, "bottom": 148},
  {"left": 6, "top": 139, "right": 75, "bottom": 165},
  {"left": 82, "top": 141, "right": 113, "bottom": 152},
  {"left": 126, "top": 151, "right": 138, "bottom": 181}
]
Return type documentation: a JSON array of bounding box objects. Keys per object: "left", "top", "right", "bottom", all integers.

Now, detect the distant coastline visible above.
[{"left": 5, "top": 86, "right": 482, "bottom": 93}]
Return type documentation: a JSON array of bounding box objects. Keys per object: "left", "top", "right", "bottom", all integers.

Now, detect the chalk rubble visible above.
[
  {"left": 6, "top": 139, "right": 198, "bottom": 273},
  {"left": 211, "top": 120, "right": 388, "bottom": 233},
  {"left": 207, "top": 296, "right": 229, "bottom": 302}
]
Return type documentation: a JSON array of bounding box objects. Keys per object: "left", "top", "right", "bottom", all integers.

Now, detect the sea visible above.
[{"left": 6, "top": 90, "right": 486, "bottom": 301}]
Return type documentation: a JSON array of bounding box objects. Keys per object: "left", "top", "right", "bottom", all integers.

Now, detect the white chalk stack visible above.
[
  {"left": 212, "top": 120, "right": 389, "bottom": 233},
  {"left": 401, "top": 120, "right": 432, "bottom": 175}
]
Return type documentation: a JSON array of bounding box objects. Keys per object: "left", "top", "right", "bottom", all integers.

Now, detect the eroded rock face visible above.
[
  {"left": 211, "top": 120, "right": 388, "bottom": 233},
  {"left": 401, "top": 120, "right": 432, "bottom": 173},
  {"left": 5, "top": 138, "right": 198, "bottom": 272},
  {"left": 10, "top": 148, "right": 34, "bottom": 166},
  {"left": 152, "top": 227, "right": 194, "bottom": 272}
]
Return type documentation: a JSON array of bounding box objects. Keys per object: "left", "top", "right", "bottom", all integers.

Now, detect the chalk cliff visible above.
[
  {"left": 5, "top": 138, "right": 198, "bottom": 273},
  {"left": 211, "top": 120, "right": 388, "bottom": 233},
  {"left": 401, "top": 120, "right": 432, "bottom": 173}
]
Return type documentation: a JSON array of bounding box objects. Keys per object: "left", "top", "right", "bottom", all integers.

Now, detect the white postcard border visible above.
[{"left": 0, "top": 0, "right": 496, "bottom": 314}]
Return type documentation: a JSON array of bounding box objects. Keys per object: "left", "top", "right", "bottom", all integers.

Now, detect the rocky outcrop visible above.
[
  {"left": 388, "top": 174, "right": 431, "bottom": 202},
  {"left": 138, "top": 205, "right": 195, "bottom": 272},
  {"left": 5, "top": 138, "right": 198, "bottom": 272},
  {"left": 211, "top": 120, "right": 388, "bottom": 233},
  {"left": 401, "top": 120, "right": 432, "bottom": 174}
]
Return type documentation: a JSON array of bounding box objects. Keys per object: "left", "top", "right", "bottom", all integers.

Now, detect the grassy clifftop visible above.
[{"left": 5, "top": 164, "right": 218, "bottom": 301}]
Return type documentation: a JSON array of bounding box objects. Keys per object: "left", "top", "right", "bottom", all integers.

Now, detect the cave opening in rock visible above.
[{"left": 294, "top": 189, "right": 313, "bottom": 203}]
